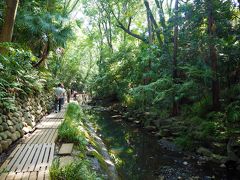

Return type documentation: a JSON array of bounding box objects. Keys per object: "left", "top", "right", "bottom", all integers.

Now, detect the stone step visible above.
[{"left": 58, "top": 143, "right": 74, "bottom": 155}]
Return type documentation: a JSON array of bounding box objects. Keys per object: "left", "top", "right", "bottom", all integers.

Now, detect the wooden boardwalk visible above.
[{"left": 0, "top": 108, "right": 65, "bottom": 180}]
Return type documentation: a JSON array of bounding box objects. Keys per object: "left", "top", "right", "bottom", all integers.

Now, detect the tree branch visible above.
[
  {"left": 111, "top": 10, "right": 148, "bottom": 43},
  {"left": 144, "top": 0, "right": 163, "bottom": 46}
]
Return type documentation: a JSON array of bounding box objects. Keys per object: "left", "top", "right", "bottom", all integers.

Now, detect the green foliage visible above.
[
  {"left": 225, "top": 101, "right": 240, "bottom": 123},
  {"left": 190, "top": 96, "right": 212, "bottom": 117},
  {"left": 64, "top": 103, "right": 82, "bottom": 121},
  {"left": 175, "top": 135, "right": 193, "bottom": 150},
  {"left": 50, "top": 158, "right": 101, "bottom": 180},
  {"left": 16, "top": 1, "right": 74, "bottom": 50},
  {"left": 0, "top": 44, "right": 50, "bottom": 112},
  {"left": 128, "top": 77, "right": 173, "bottom": 110},
  {"left": 198, "top": 121, "right": 216, "bottom": 139}
]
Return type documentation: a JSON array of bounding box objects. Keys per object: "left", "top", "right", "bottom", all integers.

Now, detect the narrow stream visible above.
[{"left": 85, "top": 106, "right": 228, "bottom": 180}]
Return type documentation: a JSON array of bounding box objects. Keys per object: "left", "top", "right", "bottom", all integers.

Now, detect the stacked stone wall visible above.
[{"left": 0, "top": 93, "right": 53, "bottom": 153}]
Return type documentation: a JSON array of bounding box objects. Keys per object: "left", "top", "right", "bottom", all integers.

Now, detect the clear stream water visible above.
[{"left": 85, "top": 106, "right": 232, "bottom": 180}]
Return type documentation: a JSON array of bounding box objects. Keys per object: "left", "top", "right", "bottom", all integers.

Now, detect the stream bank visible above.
[{"left": 83, "top": 103, "right": 239, "bottom": 179}]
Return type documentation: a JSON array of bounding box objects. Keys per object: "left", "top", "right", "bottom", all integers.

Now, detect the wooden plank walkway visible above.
[
  {"left": 36, "top": 118, "right": 63, "bottom": 129},
  {"left": 0, "top": 108, "right": 65, "bottom": 180},
  {"left": 45, "top": 111, "right": 65, "bottom": 119},
  {"left": 23, "top": 129, "right": 58, "bottom": 144}
]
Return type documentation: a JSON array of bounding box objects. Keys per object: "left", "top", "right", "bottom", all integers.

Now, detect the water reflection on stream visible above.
[{"left": 84, "top": 106, "right": 227, "bottom": 180}]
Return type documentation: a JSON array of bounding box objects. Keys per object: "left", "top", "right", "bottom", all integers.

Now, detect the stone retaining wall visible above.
[{"left": 0, "top": 93, "right": 53, "bottom": 153}]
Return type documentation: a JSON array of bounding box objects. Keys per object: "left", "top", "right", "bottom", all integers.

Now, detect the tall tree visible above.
[
  {"left": 0, "top": 0, "right": 19, "bottom": 43},
  {"left": 172, "top": 0, "right": 179, "bottom": 115},
  {"left": 207, "top": 0, "right": 220, "bottom": 110}
]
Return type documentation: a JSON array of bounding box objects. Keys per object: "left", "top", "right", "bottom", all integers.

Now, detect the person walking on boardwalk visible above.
[
  {"left": 54, "top": 83, "right": 65, "bottom": 112},
  {"left": 61, "top": 83, "right": 66, "bottom": 105}
]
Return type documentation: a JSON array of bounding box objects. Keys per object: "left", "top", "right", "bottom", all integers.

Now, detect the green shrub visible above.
[
  {"left": 199, "top": 121, "right": 216, "bottom": 138},
  {"left": 174, "top": 135, "right": 193, "bottom": 150}
]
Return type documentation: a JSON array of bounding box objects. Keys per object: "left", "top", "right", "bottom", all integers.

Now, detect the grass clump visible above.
[
  {"left": 50, "top": 158, "right": 101, "bottom": 180},
  {"left": 58, "top": 103, "right": 87, "bottom": 145}
]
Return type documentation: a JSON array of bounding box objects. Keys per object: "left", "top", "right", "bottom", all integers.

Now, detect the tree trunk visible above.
[
  {"left": 143, "top": 6, "right": 153, "bottom": 86},
  {"left": 0, "top": 0, "right": 19, "bottom": 43},
  {"left": 172, "top": 0, "right": 179, "bottom": 116},
  {"left": 207, "top": 0, "right": 220, "bottom": 110}
]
